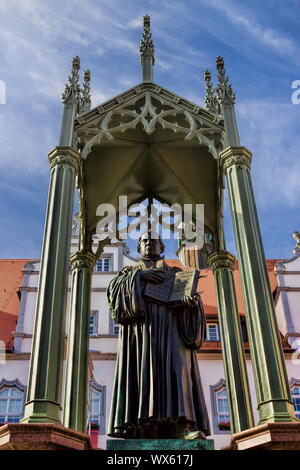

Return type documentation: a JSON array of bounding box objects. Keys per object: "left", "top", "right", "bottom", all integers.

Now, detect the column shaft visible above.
[
  {"left": 59, "top": 103, "right": 77, "bottom": 147},
  {"left": 209, "top": 251, "right": 254, "bottom": 433},
  {"left": 22, "top": 147, "right": 80, "bottom": 424},
  {"left": 221, "top": 146, "right": 296, "bottom": 424},
  {"left": 63, "top": 251, "right": 96, "bottom": 432}
]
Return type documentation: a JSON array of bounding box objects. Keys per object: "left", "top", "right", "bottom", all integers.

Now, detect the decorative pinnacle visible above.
[
  {"left": 215, "top": 56, "right": 235, "bottom": 106},
  {"left": 140, "top": 15, "right": 155, "bottom": 82},
  {"left": 216, "top": 55, "right": 224, "bottom": 71},
  {"left": 62, "top": 56, "right": 81, "bottom": 104},
  {"left": 140, "top": 15, "right": 155, "bottom": 64},
  {"left": 293, "top": 231, "right": 300, "bottom": 255},
  {"left": 79, "top": 69, "right": 92, "bottom": 114},
  {"left": 204, "top": 69, "right": 218, "bottom": 115}
]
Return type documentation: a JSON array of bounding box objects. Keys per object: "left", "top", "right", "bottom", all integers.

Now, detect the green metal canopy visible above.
[
  {"left": 74, "top": 83, "right": 225, "bottom": 240},
  {"left": 22, "top": 14, "right": 297, "bottom": 441}
]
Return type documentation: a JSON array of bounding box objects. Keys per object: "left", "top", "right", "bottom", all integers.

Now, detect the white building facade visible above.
[{"left": 1, "top": 230, "right": 300, "bottom": 450}]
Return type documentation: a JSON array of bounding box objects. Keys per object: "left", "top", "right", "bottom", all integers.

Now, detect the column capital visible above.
[
  {"left": 70, "top": 251, "right": 96, "bottom": 273},
  {"left": 208, "top": 251, "right": 236, "bottom": 271},
  {"left": 48, "top": 146, "right": 80, "bottom": 172},
  {"left": 219, "top": 146, "right": 252, "bottom": 173}
]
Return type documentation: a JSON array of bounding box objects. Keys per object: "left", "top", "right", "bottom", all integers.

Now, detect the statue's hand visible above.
[
  {"left": 183, "top": 293, "right": 200, "bottom": 308},
  {"left": 139, "top": 269, "right": 167, "bottom": 284}
]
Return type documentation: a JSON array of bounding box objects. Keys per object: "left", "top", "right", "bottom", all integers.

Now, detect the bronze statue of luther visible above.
[{"left": 107, "top": 231, "right": 210, "bottom": 439}]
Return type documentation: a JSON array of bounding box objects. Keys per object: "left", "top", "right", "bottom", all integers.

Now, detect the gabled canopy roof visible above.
[
  {"left": 74, "top": 82, "right": 225, "bottom": 241},
  {"left": 74, "top": 82, "right": 223, "bottom": 139}
]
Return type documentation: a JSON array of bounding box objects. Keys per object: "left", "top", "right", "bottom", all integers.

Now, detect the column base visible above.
[
  {"left": 107, "top": 438, "right": 214, "bottom": 450},
  {"left": 223, "top": 422, "right": 300, "bottom": 450},
  {"left": 0, "top": 423, "right": 97, "bottom": 450},
  {"left": 21, "top": 399, "right": 61, "bottom": 425}
]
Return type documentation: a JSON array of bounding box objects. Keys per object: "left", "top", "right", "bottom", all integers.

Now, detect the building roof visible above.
[
  {"left": 0, "top": 256, "right": 289, "bottom": 353},
  {"left": 0, "top": 260, "right": 30, "bottom": 348},
  {"left": 165, "top": 258, "right": 280, "bottom": 317},
  {"left": 164, "top": 258, "right": 292, "bottom": 353}
]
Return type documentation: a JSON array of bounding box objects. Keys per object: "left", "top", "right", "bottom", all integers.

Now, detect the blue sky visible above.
[{"left": 0, "top": 0, "right": 299, "bottom": 260}]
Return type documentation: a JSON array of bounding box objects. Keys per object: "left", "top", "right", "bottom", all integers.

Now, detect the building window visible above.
[
  {"left": 109, "top": 313, "right": 119, "bottom": 335},
  {"left": 0, "top": 379, "right": 26, "bottom": 424},
  {"left": 290, "top": 378, "right": 300, "bottom": 420},
  {"left": 89, "top": 310, "right": 98, "bottom": 336},
  {"left": 241, "top": 321, "right": 248, "bottom": 342},
  {"left": 95, "top": 257, "right": 112, "bottom": 272},
  {"left": 206, "top": 323, "right": 219, "bottom": 341},
  {"left": 215, "top": 388, "right": 230, "bottom": 430},
  {"left": 210, "top": 379, "right": 231, "bottom": 434},
  {"left": 291, "top": 387, "right": 300, "bottom": 419},
  {"left": 88, "top": 380, "right": 106, "bottom": 435},
  {"left": 112, "top": 321, "right": 119, "bottom": 336}
]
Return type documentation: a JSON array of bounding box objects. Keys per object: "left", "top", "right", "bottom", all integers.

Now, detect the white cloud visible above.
[
  {"left": 205, "top": 0, "right": 300, "bottom": 60},
  {"left": 127, "top": 17, "right": 143, "bottom": 29},
  {"left": 236, "top": 100, "right": 300, "bottom": 209},
  {"left": 0, "top": 0, "right": 298, "bottom": 259}
]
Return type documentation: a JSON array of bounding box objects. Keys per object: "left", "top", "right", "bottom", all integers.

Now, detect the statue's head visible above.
[{"left": 137, "top": 230, "right": 165, "bottom": 259}]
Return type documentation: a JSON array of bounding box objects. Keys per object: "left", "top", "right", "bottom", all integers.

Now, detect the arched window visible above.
[
  {"left": 88, "top": 380, "right": 106, "bottom": 435},
  {"left": 290, "top": 378, "right": 300, "bottom": 420},
  {"left": 0, "top": 379, "right": 26, "bottom": 424},
  {"left": 210, "top": 379, "right": 231, "bottom": 434}
]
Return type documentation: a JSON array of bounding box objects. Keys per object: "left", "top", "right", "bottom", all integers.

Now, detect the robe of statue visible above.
[{"left": 107, "top": 258, "right": 210, "bottom": 438}]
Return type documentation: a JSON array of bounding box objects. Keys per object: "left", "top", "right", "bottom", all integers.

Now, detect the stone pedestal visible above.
[
  {"left": 225, "top": 423, "right": 300, "bottom": 450},
  {"left": 0, "top": 423, "right": 95, "bottom": 450},
  {"left": 107, "top": 439, "right": 214, "bottom": 450}
]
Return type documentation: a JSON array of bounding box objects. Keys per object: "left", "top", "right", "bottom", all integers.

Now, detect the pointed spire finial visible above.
[
  {"left": 62, "top": 56, "right": 81, "bottom": 104},
  {"left": 215, "top": 56, "right": 235, "bottom": 106},
  {"left": 140, "top": 15, "right": 155, "bottom": 82},
  {"left": 204, "top": 69, "right": 218, "bottom": 115},
  {"left": 293, "top": 231, "right": 300, "bottom": 255},
  {"left": 79, "top": 69, "right": 92, "bottom": 114}
]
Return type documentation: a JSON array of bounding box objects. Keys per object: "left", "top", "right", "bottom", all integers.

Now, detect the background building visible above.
[{"left": 1, "top": 224, "right": 299, "bottom": 449}]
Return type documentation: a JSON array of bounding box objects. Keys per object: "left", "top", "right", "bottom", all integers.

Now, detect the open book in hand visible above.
[{"left": 143, "top": 269, "right": 199, "bottom": 307}]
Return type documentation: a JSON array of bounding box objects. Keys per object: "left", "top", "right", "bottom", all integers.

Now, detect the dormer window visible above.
[{"left": 206, "top": 323, "right": 219, "bottom": 341}]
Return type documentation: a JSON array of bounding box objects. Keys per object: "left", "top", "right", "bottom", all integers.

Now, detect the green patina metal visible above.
[
  {"left": 208, "top": 251, "right": 254, "bottom": 433},
  {"left": 63, "top": 251, "right": 96, "bottom": 432},
  {"left": 21, "top": 57, "right": 82, "bottom": 425},
  {"left": 21, "top": 147, "right": 80, "bottom": 425},
  {"left": 22, "top": 17, "right": 297, "bottom": 439},
  {"left": 220, "top": 147, "right": 297, "bottom": 424},
  {"left": 106, "top": 439, "right": 214, "bottom": 451},
  {"left": 216, "top": 54, "right": 297, "bottom": 425}
]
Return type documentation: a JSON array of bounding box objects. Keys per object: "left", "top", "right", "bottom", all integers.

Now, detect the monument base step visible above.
[
  {"left": 0, "top": 423, "right": 96, "bottom": 450},
  {"left": 106, "top": 438, "right": 214, "bottom": 450},
  {"left": 223, "top": 422, "right": 300, "bottom": 450}
]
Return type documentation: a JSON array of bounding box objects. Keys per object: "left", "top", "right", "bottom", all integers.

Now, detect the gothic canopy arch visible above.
[
  {"left": 75, "top": 84, "right": 224, "bottom": 159},
  {"left": 74, "top": 83, "right": 225, "bottom": 242}
]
